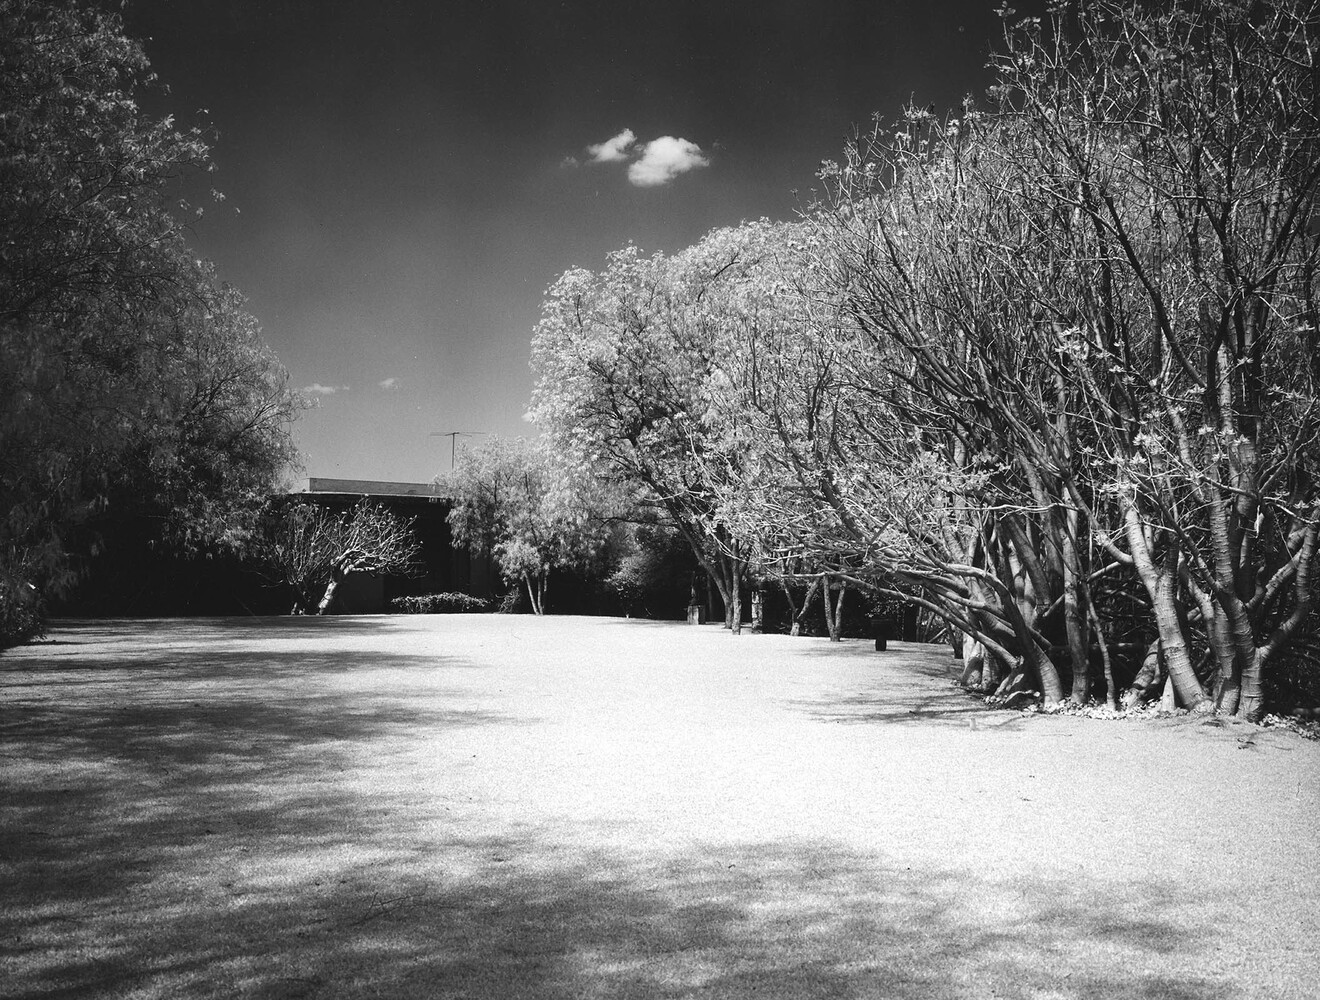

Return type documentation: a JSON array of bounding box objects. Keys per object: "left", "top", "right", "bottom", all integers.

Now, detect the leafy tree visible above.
[
  {"left": 441, "top": 436, "right": 608, "bottom": 615},
  {"left": 0, "top": 0, "right": 299, "bottom": 631},
  {"left": 530, "top": 223, "right": 802, "bottom": 632},
  {"left": 266, "top": 501, "right": 421, "bottom": 615}
]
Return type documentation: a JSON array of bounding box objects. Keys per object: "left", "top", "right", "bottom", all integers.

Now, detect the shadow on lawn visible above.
[
  {"left": 786, "top": 642, "right": 1014, "bottom": 729},
  {"left": 1, "top": 623, "right": 1234, "bottom": 999},
  {"left": 3, "top": 819, "right": 1234, "bottom": 1000},
  {"left": 37, "top": 615, "right": 410, "bottom": 649}
]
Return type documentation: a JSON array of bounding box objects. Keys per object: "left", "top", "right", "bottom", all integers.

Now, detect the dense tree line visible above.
[
  {"left": 1, "top": 0, "right": 300, "bottom": 640},
  {"left": 530, "top": 0, "right": 1320, "bottom": 718}
]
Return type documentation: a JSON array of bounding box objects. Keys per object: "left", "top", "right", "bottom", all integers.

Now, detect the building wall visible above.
[{"left": 286, "top": 483, "right": 496, "bottom": 612}]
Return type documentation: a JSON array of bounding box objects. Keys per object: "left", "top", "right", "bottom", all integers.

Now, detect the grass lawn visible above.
[{"left": 3, "top": 615, "right": 1318, "bottom": 999}]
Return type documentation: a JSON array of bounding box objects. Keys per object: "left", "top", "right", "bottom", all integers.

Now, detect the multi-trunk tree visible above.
[{"left": 808, "top": 0, "right": 1320, "bottom": 717}]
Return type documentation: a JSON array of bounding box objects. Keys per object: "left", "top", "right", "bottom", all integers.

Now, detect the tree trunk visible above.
[
  {"left": 1062, "top": 508, "right": 1089, "bottom": 703},
  {"left": 1123, "top": 499, "right": 1210, "bottom": 711},
  {"left": 822, "top": 577, "right": 845, "bottom": 641},
  {"left": 1123, "top": 643, "right": 1158, "bottom": 708},
  {"left": 315, "top": 579, "right": 339, "bottom": 615},
  {"left": 830, "top": 582, "right": 846, "bottom": 642},
  {"left": 522, "top": 574, "right": 533, "bottom": 614},
  {"left": 792, "top": 577, "right": 822, "bottom": 637},
  {"left": 959, "top": 639, "right": 986, "bottom": 691},
  {"left": 1239, "top": 649, "right": 1266, "bottom": 722},
  {"left": 901, "top": 603, "right": 919, "bottom": 642}
]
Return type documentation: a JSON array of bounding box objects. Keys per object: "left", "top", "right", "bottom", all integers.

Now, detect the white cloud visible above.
[
  {"left": 302, "top": 383, "right": 350, "bottom": 396},
  {"left": 378, "top": 377, "right": 400, "bottom": 390},
  {"left": 627, "top": 136, "right": 710, "bottom": 187},
  {"left": 586, "top": 128, "right": 636, "bottom": 163}
]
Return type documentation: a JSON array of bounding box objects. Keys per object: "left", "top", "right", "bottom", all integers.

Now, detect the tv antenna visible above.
[{"left": 430, "top": 430, "right": 486, "bottom": 470}]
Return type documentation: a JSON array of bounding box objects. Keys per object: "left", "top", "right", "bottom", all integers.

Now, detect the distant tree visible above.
[
  {"left": 266, "top": 501, "right": 420, "bottom": 615},
  {"left": 441, "top": 436, "right": 609, "bottom": 615},
  {"left": 0, "top": 0, "right": 299, "bottom": 634},
  {"left": 530, "top": 223, "right": 801, "bottom": 632}
]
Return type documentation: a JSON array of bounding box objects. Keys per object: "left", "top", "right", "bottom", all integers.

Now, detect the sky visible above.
[{"left": 124, "top": 0, "right": 1023, "bottom": 484}]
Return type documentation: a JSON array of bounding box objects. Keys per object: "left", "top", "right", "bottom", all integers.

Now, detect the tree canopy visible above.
[
  {"left": 0, "top": 0, "right": 300, "bottom": 635},
  {"left": 529, "top": 0, "right": 1320, "bottom": 718},
  {"left": 441, "top": 436, "right": 611, "bottom": 615}
]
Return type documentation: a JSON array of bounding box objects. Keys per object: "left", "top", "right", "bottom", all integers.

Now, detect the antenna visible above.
[{"left": 429, "top": 431, "right": 486, "bottom": 470}]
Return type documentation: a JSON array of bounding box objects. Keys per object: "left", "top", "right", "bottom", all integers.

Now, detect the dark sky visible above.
[{"left": 125, "top": 0, "right": 1017, "bottom": 483}]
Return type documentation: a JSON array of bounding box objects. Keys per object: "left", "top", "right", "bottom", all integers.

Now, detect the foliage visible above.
[
  {"left": 0, "top": 576, "right": 44, "bottom": 648},
  {"left": 497, "top": 588, "right": 526, "bottom": 614},
  {"left": 390, "top": 592, "right": 492, "bottom": 614},
  {"left": 0, "top": 0, "right": 300, "bottom": 606},
  {"left": 529, "top": 222, "right": 807, "bottom": 631},
  {"left": 265, "top": 501, "right": 421, "bottom": 614},
  {"left": 810, "top": 0, "right": 1320, "bottom": 717},
  {"left": 525, "top": 0, "right": 1320, "bottom": 715},
  {"left": 604, "top": 522, "right": 695, "bottom": 619},
  {"left": 440, "top": 436, "right": 611, "bottom": 615}
]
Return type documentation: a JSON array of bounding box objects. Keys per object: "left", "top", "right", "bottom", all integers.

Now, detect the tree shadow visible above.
[
  {"left": 39, "top": 615, "right": 409, "bottom": 647},
  {"left": 3, "top": 818, "right": 1238, "bottom": 999},
  {"left": 0, "top": 620, "right": 1262, "bottom": 998},
  {"left": 783, "top": 641, "right": 1018, "bottom": 729}
]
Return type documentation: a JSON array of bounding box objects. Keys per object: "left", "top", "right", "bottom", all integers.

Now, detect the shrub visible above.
[
  {"left": 389, "top": 592, "right": 491, "bottom": 615},
  {"left": 1, "top": 581, "right": 46, "bottom": 649},
  {"left": 497, "top": 588, "right": 525, "bottom": 614}
]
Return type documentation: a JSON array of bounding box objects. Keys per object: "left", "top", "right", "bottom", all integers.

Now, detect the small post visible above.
[{"left": 687, "top": 572, "right": 706, "bottom": 625}]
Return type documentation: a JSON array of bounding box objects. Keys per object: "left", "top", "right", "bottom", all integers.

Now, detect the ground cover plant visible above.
[{"left": 3, "top": 615, "right": 1318, "bottom": 999}]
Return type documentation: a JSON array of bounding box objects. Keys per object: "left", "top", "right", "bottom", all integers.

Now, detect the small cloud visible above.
[
  {"left": 560, "top": 154, "right": 580, "bottom": 169},
  {"left": 586, "top": 128, "right": 636, "bottom": 163},
  {"left": 378, "top": 377, "right": 400, "bottom": 390},
  {"left": 627, "top": 136, "right": 710, "bottom": 187},
  {"left": 302, "top": 383, "right": 350, "bottom": 396}
]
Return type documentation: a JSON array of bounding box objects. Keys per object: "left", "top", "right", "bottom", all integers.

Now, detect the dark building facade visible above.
[{"left": 288, "top": 478, "right": 495, "bottom": 612}]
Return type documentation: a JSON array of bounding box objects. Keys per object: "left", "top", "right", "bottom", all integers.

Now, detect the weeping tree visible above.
[{"left": 266, "top": 501, "right": 420, "bottom": 615}]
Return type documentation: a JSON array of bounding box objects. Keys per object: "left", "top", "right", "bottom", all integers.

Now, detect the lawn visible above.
[{"left": 2, "top": 615, "right": 1318, "bottom": 999}]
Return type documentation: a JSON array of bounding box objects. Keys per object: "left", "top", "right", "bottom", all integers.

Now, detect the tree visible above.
[
  {"left": 266, "top": 501, "right": 420, "bottom": 615},
  {"left": 530, "top": 223, "right": 802, "bottom": 632},
  {"left": 805, "top": 0, "right": 1320, "bottom": 716},
  {"left": 0, "top": 0, "right": 299, "bottom": 632},
  {"left": 441, "top": 436, "right": 608, "bottom": 615},
  {"left": 982, "top": 0, "right": 1320, "bottom": 720}
]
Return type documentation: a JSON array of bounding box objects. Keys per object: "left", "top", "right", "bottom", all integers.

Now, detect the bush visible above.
[
  {"left": 1, "top": 582, "right": 46, "bottom": 649},
  {"left": 389, "top": 592, "right": 491, "bottom": 615},
  {"left": 497, "top": 588, "right": 526, "bottom": 614}
]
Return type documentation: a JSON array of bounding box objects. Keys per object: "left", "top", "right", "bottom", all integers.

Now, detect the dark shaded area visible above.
[
  {"left": 784, "top": 640, "right": 1008, "bottom": 728},
  {"left": 50, "top": 518, "right": 294, "bottom": 617},
  {"left": 53, "top": 493, "right": 496, "bottom": 618}
]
